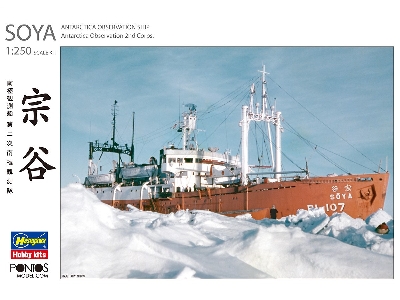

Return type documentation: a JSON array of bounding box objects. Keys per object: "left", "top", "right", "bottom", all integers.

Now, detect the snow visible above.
[{"left": 61, "top": 183, "right": 393, "bottom": 279}]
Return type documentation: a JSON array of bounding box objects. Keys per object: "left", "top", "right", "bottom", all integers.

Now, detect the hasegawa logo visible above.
[{"left": 11, "top": 232, "right": 48, "bottom": 259}]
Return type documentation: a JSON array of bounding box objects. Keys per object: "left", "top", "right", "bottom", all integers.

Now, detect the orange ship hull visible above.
[{"left": 94, "top": 172, "right": 389, "bottom": 220}]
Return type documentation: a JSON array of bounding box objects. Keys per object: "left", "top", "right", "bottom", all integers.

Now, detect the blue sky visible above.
[{"left": 61, "top": 47, "right": 393, "bottom": 215}]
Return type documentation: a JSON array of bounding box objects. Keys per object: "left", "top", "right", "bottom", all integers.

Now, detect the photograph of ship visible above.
[
  {"left": 61, "top": 47, "right": 393, "bottom": 220},
  {"left": 60, "top": 47, "right": 393, "bottom": 278}
]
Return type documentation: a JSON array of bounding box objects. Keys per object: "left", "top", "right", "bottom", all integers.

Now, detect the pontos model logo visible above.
[
  {"left": 10, "top": 263, "right": 49, "bottom": 278},
  {"left": 10, "top": 263, "right": 49, "bottom": 273},
  {"left": 11, "top": 232, "right": 48, "bottom": 259}
]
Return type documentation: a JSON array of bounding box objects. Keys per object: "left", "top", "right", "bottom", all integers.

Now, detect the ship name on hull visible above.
[{"left": 329, "top": 184, "right": 352, "bottom": 200}]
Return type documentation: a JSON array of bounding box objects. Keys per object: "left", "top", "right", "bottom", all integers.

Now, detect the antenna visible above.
[{"left": 258, "top": 64, "right": 269, "bottom": 115}]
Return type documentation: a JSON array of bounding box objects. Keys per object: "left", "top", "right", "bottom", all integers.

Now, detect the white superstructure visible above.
[
  {"left": 159, "top": 103, "right": 241, "bottom": 191},
  {"left": 85, "top": 65, "right": 283, "bottom": 197}
]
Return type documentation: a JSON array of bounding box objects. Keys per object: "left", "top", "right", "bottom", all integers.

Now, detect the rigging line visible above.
[
  {"left": 263, "top": 135, "right": 271, "bottom": 167},
  {"left": 117, "top": 118, "right": 129, "bottom": 141},
  {"left": 262, "top": 122, "right": 272, "bottom": 167},
  {"left": 139, "top": 132, "right": 179, "bottom": 149},
  {"left": 198, "top": 86, "right": 250, "bottom": 121},
  {"left": 199, "top": 75, "right": 259, "bottom": 117},
  {"left": 284, "top": 120, "right": 377, "bottom": 173},
  {"left": 198, "top": 78, "right": 260, "bottom": 123},
  {"left": 225, "top": 111, "right": 229, "bottom": 150},
  {"left": 143, "top": 131, "right": 183, "bottom": 160},
  {"left": 136, "top": 133, "right": 179, "bottom": 162},
  {"left": 114, "top": 119, "right": 136, "bottom": 148},
  {"left": 267, "top": 75, "right": 379, "bottom": 169},
  {"left": 142, "top": 128, "right": 179, "bottom": 146},
  {"left": 198, "top": 91, "right": 247, "bottom": 146},
  {"left": 197, "top": 91, "right": 249, "bottom": 143},
  {"left": 169, "top": 131, "right": 186, "bottom": 148},
  {"left": 249, "top": 123, "right": 261, "bottom": 164},
  {"left": 135, "top": 119, "right": 179, "bottom": 141},
  {"left": 314, "top": 147, "right": 349, "bottom": 174},
  {"left": 283, "top": 122, "right": 315, "bottom": 148},
  {"left": 260, "top": 126, "right": 265, "bottom": 166},
  {"left": 197, "top": 77, "right": 261, "bottom": 131},
  {"left": 201, "top": 79, "right": 253, "bottom": 121},
  {"left": 254, "top": 121, "right": 304, "bottom": 171},
  {"left": 135, "top": 143, "right": 146, "bottom": 163},
  {"left": 134, "top": 119, "right": 181, "bottom": 144},
  {"left": 136, "top": 126, "right": 174, "bottom": 143},
  {"left": 236, "top": 138, "right": 242, "bottom": 158}
]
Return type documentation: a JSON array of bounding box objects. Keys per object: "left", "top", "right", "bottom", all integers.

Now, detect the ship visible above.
[{"left": 83, "top": 65, "right": 389, "bottom": 220}]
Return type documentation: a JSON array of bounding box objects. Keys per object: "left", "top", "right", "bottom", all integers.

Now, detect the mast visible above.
[
  {"left": 87, "top": 101, "right": 133, "bottom": 181},
  {"left": 240, "top": 65, "right": 282, "bottom": 185},
  {"left": 275, "top": 111, "right": 282, "bottom": 180},
  {"left": 264, "top": 68, "right": 275, "bottom": 170},
  {"left": 131, "top": 111, "right": 135, "bottom": 163},
  {"left": 111, "top": 100, "right": 117, "bottom": 147},
  {"left": 240, "top": 105, "right": 249, "bottom": 185}
]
